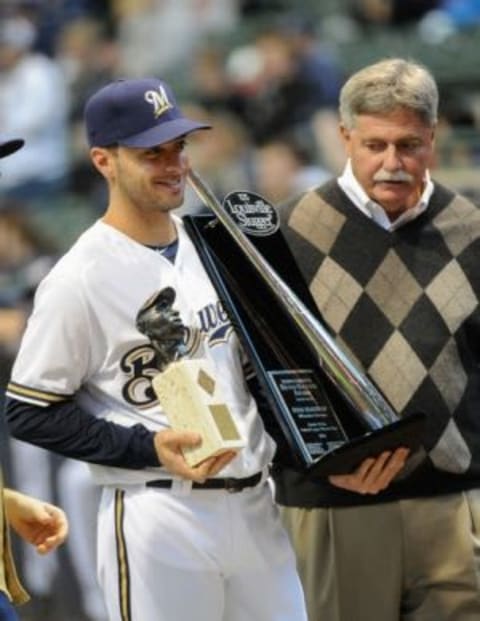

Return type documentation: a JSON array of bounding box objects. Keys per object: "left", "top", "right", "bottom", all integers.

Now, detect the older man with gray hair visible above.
[{"left": 273, "top": 57, "right": 480, "bottom": 621}]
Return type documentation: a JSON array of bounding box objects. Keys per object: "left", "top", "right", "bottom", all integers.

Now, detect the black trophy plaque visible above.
[{"left": 183, "top": 191, "right": 425, "bottom": 477}]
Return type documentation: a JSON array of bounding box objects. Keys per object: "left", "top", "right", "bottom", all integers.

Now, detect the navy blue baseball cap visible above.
[
  {"left": 84, "top": 77, "right": 211, "bottom": 148},
  {"left": 0, "top": 136, "right": 24, "bottom": 158}
]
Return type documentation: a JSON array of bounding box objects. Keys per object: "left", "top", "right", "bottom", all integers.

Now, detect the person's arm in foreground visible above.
[{"left": 3, "top": 488, "right": 68, "bottom": 554}]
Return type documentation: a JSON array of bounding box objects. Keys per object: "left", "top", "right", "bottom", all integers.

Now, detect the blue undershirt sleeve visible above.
[{"left": 4, "top": 396, "right": 160, "bottom": 469}]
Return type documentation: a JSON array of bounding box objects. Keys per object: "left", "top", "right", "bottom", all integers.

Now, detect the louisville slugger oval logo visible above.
[{"left": 223, "top": 191, "right": 279, "bottom": 237}]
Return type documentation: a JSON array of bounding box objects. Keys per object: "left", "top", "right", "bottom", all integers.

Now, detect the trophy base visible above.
[
  {"left": 153, "top": 359, "right": 246, "bottom": 467},
  {"left": 307, "top": 412, "right": 426, "bottom": 477}
]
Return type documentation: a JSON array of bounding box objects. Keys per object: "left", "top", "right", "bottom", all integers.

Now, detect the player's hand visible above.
[
  {"left": 4, "top": 489, "right": 69, "bottom": 554},
  {"left": 197, "top": 450, "right": 238, "bottom": 479},
  {"left": 153, "top": 429, "right": 237, "bottom": 483},
  {"left": 328, "top": 447, "right": 410, "bottom": 494}
]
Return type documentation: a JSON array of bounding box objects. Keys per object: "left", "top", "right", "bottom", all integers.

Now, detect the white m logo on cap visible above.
[{"left": 145, "top": 86, "right": 173, "bottom": 118}]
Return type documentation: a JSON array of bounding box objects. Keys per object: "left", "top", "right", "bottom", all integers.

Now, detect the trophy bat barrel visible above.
[{"left": 187, "top": 168, "right": 398, "bottom": 429}]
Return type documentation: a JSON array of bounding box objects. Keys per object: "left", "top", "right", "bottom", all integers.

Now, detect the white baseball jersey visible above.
[{"left": 7, "top": 216, "right": 276, "bottom": 485}]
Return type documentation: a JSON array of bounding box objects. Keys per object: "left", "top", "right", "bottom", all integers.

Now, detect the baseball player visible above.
[
  {"left": 4, "top": 78, "right": 308, "bottom": 621},
  {"left": 0, "top": 136, "right": 68, "bottom": 621}
]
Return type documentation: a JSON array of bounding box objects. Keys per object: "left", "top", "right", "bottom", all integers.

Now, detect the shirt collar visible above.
[{"left": 337, "top": 159, "right": 434, "bottom": 231}]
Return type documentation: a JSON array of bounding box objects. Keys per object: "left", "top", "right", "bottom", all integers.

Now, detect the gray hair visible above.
[{"left": 339, "top": 58, "right": 438, "bottom": 129}]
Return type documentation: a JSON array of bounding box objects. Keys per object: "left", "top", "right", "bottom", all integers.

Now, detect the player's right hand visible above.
[{"left": 153, "top": 429, "right": 236, "bottom": 483}]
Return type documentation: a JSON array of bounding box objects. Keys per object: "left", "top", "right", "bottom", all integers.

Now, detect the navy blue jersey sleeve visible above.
[{"left": 4, "top": 396, "right": 160, "bottom": 469}]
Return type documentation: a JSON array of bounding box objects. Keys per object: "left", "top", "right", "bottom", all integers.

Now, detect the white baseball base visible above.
[{"left": 152, "top": 358, "right": 245, "bottom": 466}]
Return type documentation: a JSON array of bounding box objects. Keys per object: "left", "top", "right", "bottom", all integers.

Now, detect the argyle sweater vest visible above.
[{"left": 273, "top": 179, "right": 480, "bottom": 507}]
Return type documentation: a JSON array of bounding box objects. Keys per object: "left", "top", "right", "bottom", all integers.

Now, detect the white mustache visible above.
[{"left": 373, "top": 170, "right": 414, "bottom": 183}]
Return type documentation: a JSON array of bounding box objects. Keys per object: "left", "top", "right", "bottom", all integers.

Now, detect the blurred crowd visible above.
[
  {"left": 1, "top": 1, "right": 480, "bottom": 620},
  {"left": 0, "top": 0, "right": 347, "bottom": 218}
]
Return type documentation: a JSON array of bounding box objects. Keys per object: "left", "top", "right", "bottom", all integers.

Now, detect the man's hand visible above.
[
  {"left": 4, "top": 489, "right": 69, "bottom": 554},
  {"left": 153, "top": 429, "right": 237, "bottom": 483},
  {"left": 328, "top": 447, "right": 410, "bottom": 494}
]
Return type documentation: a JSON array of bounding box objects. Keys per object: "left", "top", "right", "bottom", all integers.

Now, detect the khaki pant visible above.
[{"left": 281, "top": 491, "right": 480, "bottom": 621}]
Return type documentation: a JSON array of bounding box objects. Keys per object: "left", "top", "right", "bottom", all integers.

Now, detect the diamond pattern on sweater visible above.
[
  {"left": 430, "top": 418, "right": 471, "bottom": 473},
  {"left": 368, "top": 331, "right": 427, "bottom": 412},
  {"left": 433, "top": 194, "right": 480, "bottom": 256},
  {"left": 365, "top": 249, "right": 423, "bottom": 327},
  {"left": 430, "top": 337, "right": 467, "bottom": 412},
  {"left": 289, "top": 193, "right": 345, "bottom": 254},
  {"left": 425, "top": 259, "right": 477, "bottom": 334},
  {"left": 310, "top": 257, "right": 363, "bottom": 333}
]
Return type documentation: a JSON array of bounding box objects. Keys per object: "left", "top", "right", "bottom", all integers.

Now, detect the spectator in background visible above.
[
  {"left": 180, "top": 106, "right": 255, "bottom": 215},
  {"left": 114, "top": 0, "right": 238, "bottom": 79},
  {"left": 273, "top": 14, "right": 343, "bottom": 112},
  {"left": 227, "top": 26, "right": 318, "bottom": 144},
  {"left": 238, "top": 0, "right": 286, "bottom": 17},
  {"left": 56, "top": 17, "right": 119, "bottom": 123},
  {"left": 253, "top": 132, "right": 331, "bottom": 204},
  {"left": 279, "top": 14, "right": 347, "bottom": 174},
  {"left": 418, "top": 0, "right": 480, "bottom": 41},
  {"left": 55, "top": 16, "right": 120, "bottom": 205},
  {"left": 439, "top": 0, "right": 480, "bottom": 28},
  {"left": 188, "top": 42, "right": 238, "bottom": 114},
  {"left": 350, "top": 0, "right": 440, "bottom": 27},
  {"left": 226, "top": 18, "right": 345, "bottom": 174},
  {"left": 0, "top": 15, "right": 70, "bottom": 204},
  {"left": 0, "top": 0, "right": 114, "bottom": 57},
  {"left": 0, "top": 206, "right": 56, "bottom": 385}
]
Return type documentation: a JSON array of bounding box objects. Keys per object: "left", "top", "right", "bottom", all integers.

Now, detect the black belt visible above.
[{"left": 146, "top": 471, "right": 263, "bottom": 493}]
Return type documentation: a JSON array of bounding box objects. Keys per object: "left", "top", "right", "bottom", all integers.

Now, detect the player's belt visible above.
[{"left": 146, "top": 471, "right": 263, "bottom": 493}]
